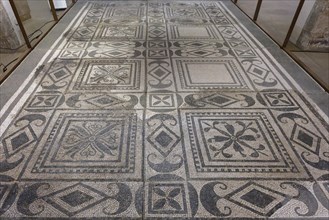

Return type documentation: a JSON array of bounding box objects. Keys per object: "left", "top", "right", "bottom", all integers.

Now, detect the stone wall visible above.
[{"left": 297, "top": 0, "right": 329, "bottom": 51}]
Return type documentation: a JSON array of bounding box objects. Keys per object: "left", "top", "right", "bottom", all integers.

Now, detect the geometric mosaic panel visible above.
[
  {"left": 2, "top": 125, "right": 37, "bottom": 158},
  {"left": 226, "top": 182, "right": 289, "bottom": 216},
  {"left": 21, "top": 110, "right": 143, "bottom": 180},
  {"left": 0, "top": 0, "right": 329, "bottom": 218},
  {"left": 148, "top": 183, "right": 187, "bottom": 214},
  {"left": 181, "top": 109, "right": 311, "bottom": 180},
  {"left": 45, "top": 183, "right": 108, "bottom": 216},
  {"left": 95, "top": 25, "right": 145, "bottom": 40},
  {"left": 174, "top": 58, "right": 249, "bottom": 91},
  {"left": 169, "top": 25, "right": 221, "bottom": 40},
  {"left": 290, "top": 123, "right": 321, "bottom": 154},
  {"left": 69, "top": 59, "right": 144, "bottom": 92}
]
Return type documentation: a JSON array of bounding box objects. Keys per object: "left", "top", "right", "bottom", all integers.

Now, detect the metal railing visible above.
[
  {"left": 0, "top": 0, "right": 77, "bottom": 83},
  {"left": 231, "top": 0, "right": 328, "bottom": 91}
]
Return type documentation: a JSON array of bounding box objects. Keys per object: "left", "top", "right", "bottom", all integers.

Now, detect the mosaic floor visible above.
[{"left": 1, "top": 0, "right": 329, "bottom": 219}]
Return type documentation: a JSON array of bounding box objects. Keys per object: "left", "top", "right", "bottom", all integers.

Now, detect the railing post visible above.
[
  {"left": 8, "top": 0, "right": 32, "bottom": 48},
  {"left": 49, "top": 0, "right": 59, "bottom": 21},
  {"left": 253, "top": 0, "right": 263, "bottom": 21},
  {"left": 282, "top": 0, "right": 305, "bottom": 48}
]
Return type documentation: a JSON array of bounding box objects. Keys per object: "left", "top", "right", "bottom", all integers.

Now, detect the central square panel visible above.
[
  {"left": 180, "top": 109, "right": 310, "bottom": 180},
  {"left": 21, "top": 110, "right": 143, "bottom": 180},
  {"left": 188, "top": 63, "right": 235, "bottom": 84},
  {"left": 69, "top": 59, "right": 144, "bottom": 92},
  {"left": 169, "top": 25, "right": 222, "bottom": 40},
  {"left": 173, "top": 58, "right": 249, "bottom": 91}
]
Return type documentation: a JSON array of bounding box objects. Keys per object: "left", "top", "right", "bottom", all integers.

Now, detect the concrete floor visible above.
[
  {"left": 293, "top": 51, "right": 329, "bottom": 88},
  {"left": 0, "top": 0, "right": 328, "bottom": 218}
]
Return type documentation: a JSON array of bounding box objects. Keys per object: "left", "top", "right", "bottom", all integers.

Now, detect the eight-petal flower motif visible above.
[{"left": 204, "top": 121, "right": 268, "bottom": 158}]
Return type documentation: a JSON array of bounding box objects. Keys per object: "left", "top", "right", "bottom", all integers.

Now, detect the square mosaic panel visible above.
[
  {"left": 68, "top": 59, "right": 144, "bottom": 92},
  {"left": 173, "top": 58, "right": 250, "bottom": 91},
  {"left": 147, "top": 183, "right": 188, "bottom": 215},
  {"left": 105, "top": 6, "right": 145, "bottom": 18},
  {"left": 149, "top": 94, "right": 175, "bottom": 108},
  {"left": 180, "top": 109, "right": 311, "bottom": 180},
  {"left": 94, "top": 25, "right": 145, "bottom": 40},
  {"left": 169, "top": 24, "right": 222, "bottom": 40},
  {"left": 21, "top": 110, "right": 143, "bottom": 180},
  {"left": 165, "top": 7, "right": 207, "bottom": 18}
]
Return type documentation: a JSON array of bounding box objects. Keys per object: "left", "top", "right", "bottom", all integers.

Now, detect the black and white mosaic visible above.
[{"left": 0, "top": 0, "right": 328, "bottom": 218}]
